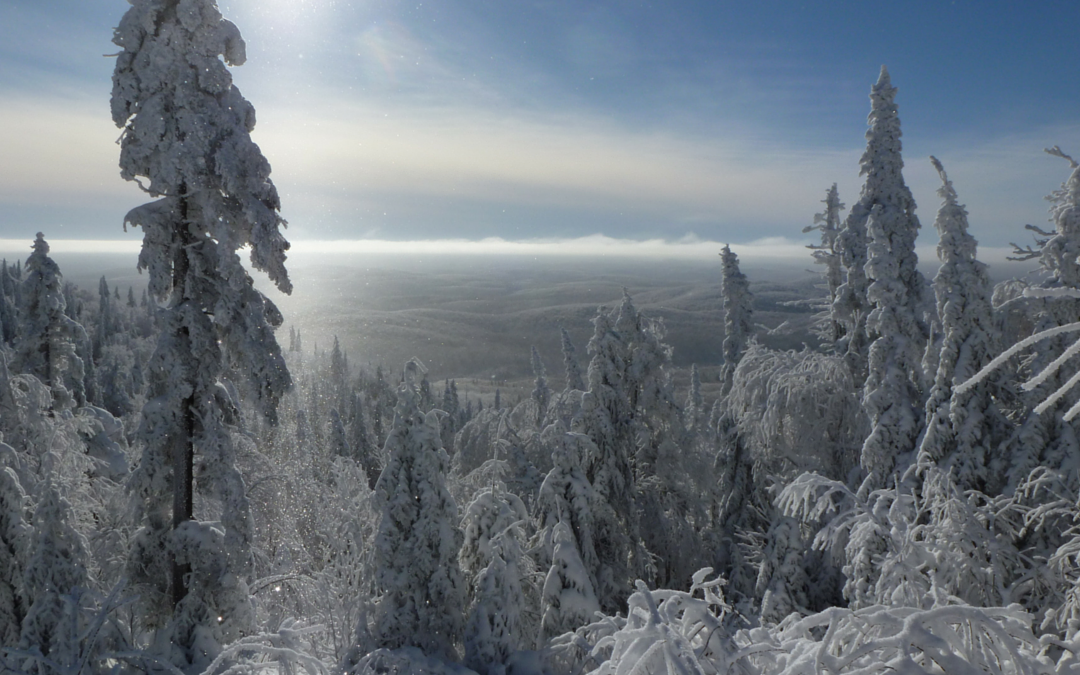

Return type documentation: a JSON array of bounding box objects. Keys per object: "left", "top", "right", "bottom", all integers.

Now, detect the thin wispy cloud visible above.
[
  {"left": 0, "top": 1, "right": 1076, "bottom": 251},
  {"left": 0, "top": 94, "right": 127, "bottom": 206}
]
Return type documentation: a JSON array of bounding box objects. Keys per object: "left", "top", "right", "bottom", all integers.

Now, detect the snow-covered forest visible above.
[{"left": 5, "top": 1, "right": 1080, "bottom": 674}]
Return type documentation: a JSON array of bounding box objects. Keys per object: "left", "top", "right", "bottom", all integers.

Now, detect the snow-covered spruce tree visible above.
[
  {"left": 561, "top": 328, "right": 585, "bottom": 392},
  {"left": 111, "top": 0, "right": 291, "bottom": 666},
  {"left": 855, "top": 67, "right": 929, "bottom": 493},
  {"left": 14, "top": 234, "right": 87, "bottom": 411},
  {"left": 719, "top": 245, "right": 753, "bottom": 396},
  {"left": 713, "top": 355, "right": 765, "bottom": 574},
  {"left": 860, "top": 202, "right": 926, "bottom": 493},
  {"left": 459, "top": 482, "right": 530, "bottom": 590},
  {"left": 0, "top": 262, "right": 15, "bottom": 347},
  {"left": 581, "top": 292, "right": 695, "bottom": 592},
  {"left": 369, "top": 359, "right": 465, "bottom": 661},
  {"left": 329, "top": 336, "right": 348, "bottom": 412},
  {"left": 683, "top": 363, "right": 704, "bottom": 436},
  {"left": 329, "top": 407, "right": 350, "bottom": 459},
  {"left": 0, "top": 460, "right": 31, "bottom": 647},
  {"left": 579, "top": 291, "right": 682, "bottom": 604},
  {"left": 17, "top": 480, "right": 92, "bottom": 675},
  {"left": 914, "top": 157, "right": 1005, "bottom": 492},
  {"left": 93, "top": 277, "right": 110, "bottom": 362},
  {"left": 804, "top": 184, "right": 846, "bottom": 344},
  {"left": 348, "top": 391, "right": 380, "bottom": 489},
  {"left": 465, "top": 550, "right": 525, "bottom": 675},
  {"left": 833, "top": 208, "right": 871, "bottom": 386},
  {"left": 755, "top": 516, "right": 809, "bottom": 624},
  {"left": 579, "top": 303, "right": 638, "bottom": 569},
  {"left": 531, "top": 423, "right": 604, "bottom": 592},
  {"left": 540, "top": 521, "right": 599, "bottom": 641},
  {"left": 1001, "top": 148, "right": 1080, "bottom": 493},
  {"left": 1018, "top": 146, "right": 1080, "bottom": 287},
  {"left": 461, "top": 485, "right": 533, "bottom": 673},
  {"left": 531, "top": 346, "right": 550, "bottom": 428},
  {"left": 835, "top": 70, "right": 926, "bottom": 389}
]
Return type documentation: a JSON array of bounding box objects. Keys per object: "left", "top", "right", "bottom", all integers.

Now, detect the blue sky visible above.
[{"left": 0, "top": 0, "right": 1077, "bottom": 254}]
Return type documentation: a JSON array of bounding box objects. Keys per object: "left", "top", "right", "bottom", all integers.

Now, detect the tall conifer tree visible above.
[
  {"left": 371, "top": 359, "right": 465, "bottom": 659},
  {"left": 111, "top": 0, "right": 291, "bottom": 665},
  {"left": 805, "top": 184, "right": 846, "bottom": 344},
  {"left": 853, "top": 67, "right": 929, "bottom": 492},
  {"left": 1004, "top": 148, "right": 1080, "bottom": 491},
  {"left": 720, "top": 245, "right": 753, "bottom": 396},
  {"left": 15, "top": 234, "right": 87, "bottom": 411},
  {"left": 916, "top": 158, "right": 1004, "bottom": 492}
]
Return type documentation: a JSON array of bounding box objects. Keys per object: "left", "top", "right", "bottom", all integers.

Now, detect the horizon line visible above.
[{"left": 0, "top": 236, "right": 1041, "bottom": 268}]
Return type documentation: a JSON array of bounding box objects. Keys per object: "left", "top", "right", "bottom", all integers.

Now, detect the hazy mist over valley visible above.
[{"left": 2, "top": 244, "right": 1037, "bottom": 396}]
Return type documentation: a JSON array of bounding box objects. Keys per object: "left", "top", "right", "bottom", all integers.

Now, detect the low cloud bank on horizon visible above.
[
  {"left": 0, "top": 235, "right": 1039, "bottom": 274},
  {"left": 2, "top": 89, "right": 1078, "bottom": 249}
]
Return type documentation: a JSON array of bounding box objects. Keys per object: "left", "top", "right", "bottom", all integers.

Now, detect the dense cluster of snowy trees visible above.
[{"left": 6, "top": 2, "right": 1080, "bottom": 674}]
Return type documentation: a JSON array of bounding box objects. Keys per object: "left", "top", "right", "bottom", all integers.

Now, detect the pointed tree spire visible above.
[
  {"left": 804, "top": 184, "right": 846, "bottom": 343},
  {"left": 561, "top": 327, "right": 585, "bottom": 392},
  {"left": 531, "top": 345, "right": 550, "bottom": 427},
  {"left": 852, "top": 67, "right": 930, "bottom": 491},
  {"left": 915, "top": 157, "right": 1004, "bottom": 491},
  {"left": 835, "top": 67, "right": 927, "bottom": 389},
  {"left": 720, "top": 245, "right": 753, "bottom": 396}
]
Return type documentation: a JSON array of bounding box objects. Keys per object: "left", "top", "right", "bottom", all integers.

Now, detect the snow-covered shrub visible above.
[
  {"left": 576, "top": 569, "right": 740, "bottom": 675},
  {"left": 778, "top": 472, "right": 910, "bottom": 610},
  {"left": 201, "top": 618, "right": 328, "bottom": 675},
  {"left": 727, "top": 345, "right": 865, "bottom": 485},
  {"left": 345, "top": 647, "right": 477, "bottom": 675},
  {"left": 734, "top": 602, "right": 1047, "bottom": 675},
  {"left": 780, "top": 468, "right": 1026, "bottom": 612}
]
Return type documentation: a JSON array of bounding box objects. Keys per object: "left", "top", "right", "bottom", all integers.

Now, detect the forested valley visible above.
[{"left": 5, "top": 1, "right": 1080, "bottom": 675}]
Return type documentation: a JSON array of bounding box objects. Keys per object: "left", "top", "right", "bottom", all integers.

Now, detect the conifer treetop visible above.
[
  {"left": 720, "top": 245, "right": 753, "bottom": 395},
  {"left": 857, "top": 66, "right": 914, "bottom": 215},
  {"left": 930, "top": 156, "right": 979, "bottom": 266},
  {"left": 111, "top": 0, "right": 291, "bottom": 295}
]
